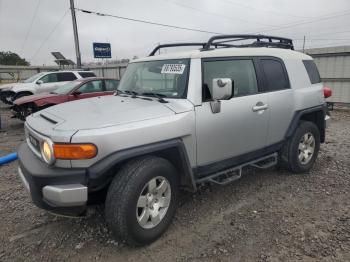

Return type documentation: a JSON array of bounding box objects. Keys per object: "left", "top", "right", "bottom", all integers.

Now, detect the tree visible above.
[{"left": 0, "top": 51, "right": 30, "bottom": 66}]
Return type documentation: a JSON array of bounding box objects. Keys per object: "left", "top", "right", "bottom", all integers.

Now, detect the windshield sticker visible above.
[{"left": 161, "top": 64, "right": 186, "bottom": 74}]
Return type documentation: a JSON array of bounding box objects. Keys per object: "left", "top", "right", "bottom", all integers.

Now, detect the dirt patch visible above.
[{"left": 0, "top": 105, "right": 349, "bottom": 261}]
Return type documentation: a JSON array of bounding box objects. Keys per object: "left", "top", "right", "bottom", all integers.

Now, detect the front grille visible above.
[
  {"left": 28, "top": 134, "right": 40, "bottom": 152},
  {"left": 25, "top": 125, "right": 43, "bottom": 158}
]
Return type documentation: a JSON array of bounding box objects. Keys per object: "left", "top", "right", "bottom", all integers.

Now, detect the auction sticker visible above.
[{"left": 161, "top": 64, "right": 186, "bottom": 74}]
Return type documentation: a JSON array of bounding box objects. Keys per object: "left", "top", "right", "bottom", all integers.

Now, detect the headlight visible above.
[{"left": 41, "top": 140, "right": 55, "bottom": 164}]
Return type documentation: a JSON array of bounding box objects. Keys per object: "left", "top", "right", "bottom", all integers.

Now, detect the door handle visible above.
[{"left": 252, "top": 103, "right": 269, "bottom": 112}]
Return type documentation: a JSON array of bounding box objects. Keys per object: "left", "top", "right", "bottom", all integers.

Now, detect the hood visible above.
[
  {"left": 0, "top": 82, "right": 34, "bottom": 92},
  {"left": 29, "top": 95, "right": 179, "bottom": 131},
  {"left": 14, "top": 93, "right": 58, "bottom": 105}
]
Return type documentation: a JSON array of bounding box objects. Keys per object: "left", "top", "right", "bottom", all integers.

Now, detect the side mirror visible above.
[
  {"left": 211, "top": 78, "right": 233, "bottom": 100},
  {"left": 210, "top": 78, "right": 233, "bottom": 114},
  {"left": 73, "top": 91, "right": 81, "bottom": 96},
  {"left": 36, "top": 80, "right": 43, "bottom": 85}
]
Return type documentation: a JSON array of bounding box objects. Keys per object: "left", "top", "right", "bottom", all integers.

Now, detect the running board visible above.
[{"left": 196, "top": 153, "right": 278, "bottom": 186}]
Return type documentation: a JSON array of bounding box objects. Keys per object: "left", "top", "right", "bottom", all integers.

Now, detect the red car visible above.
[{"left": 12, "top": 77, "right": 119, "bottom": 120}]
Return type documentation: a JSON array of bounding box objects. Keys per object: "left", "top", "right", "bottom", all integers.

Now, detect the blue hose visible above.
[{"left": 0, "top": 153, "right": 18, "bottom": 165}]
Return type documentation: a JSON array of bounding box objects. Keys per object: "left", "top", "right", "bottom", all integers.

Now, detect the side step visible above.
[{"left": 196, "top": 153, "right": 278, "bottom": 186}]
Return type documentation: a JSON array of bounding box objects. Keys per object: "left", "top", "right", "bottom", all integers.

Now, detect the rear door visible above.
[
  {"left": 195, "top": 57, "right": 270, "bottom": 167},
  {"left": 258, "top": 58, "right": 294, "bottom": 145}
]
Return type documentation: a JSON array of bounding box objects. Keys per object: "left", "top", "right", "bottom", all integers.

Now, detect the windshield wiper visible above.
[
  {"left": 116, "top": 90, "right": 139, "bottom": 98},
  {"left": 141, "top": 92, "right": 168, "bottom": 103}
]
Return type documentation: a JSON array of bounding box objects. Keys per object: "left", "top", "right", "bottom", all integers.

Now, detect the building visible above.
[{"left": 306, "top": 45, "right": 350, "bottom": 104}]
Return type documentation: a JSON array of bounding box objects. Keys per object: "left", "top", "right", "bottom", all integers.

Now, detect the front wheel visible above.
[
  {"left": 280, "top": 121, "right": 320, "bottom": 173},
  {"left": 105, "top": 156, "right": 179, "bottom": 246}
]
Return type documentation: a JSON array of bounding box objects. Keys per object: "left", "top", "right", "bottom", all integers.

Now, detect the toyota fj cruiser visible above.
[{"left": 17, "top": 35, "right": 330, "bottom": 246}]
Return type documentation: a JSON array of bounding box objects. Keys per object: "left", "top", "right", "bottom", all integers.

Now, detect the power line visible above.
[
  {"left": 222, "top": 0, "right": 312, "bottom": 19},
  {"left": 30, "top": 9, "right": 69, "bottom": 62},
  {"left": 255, "top": 10, "right": 350, "bottom": 34},
  {"left": 168, "top": 1, "right": 279, "bottom": 28},
  {"left": 75, "top": 8, "right": 225, "bottom": 35},
  {"left": 20, "top": 0, "right": 42, "bottom": 55}
]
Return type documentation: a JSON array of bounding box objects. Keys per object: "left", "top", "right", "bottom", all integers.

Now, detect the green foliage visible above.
[{"left": 0, "top": 51, "right": 30, "bottom": 66}]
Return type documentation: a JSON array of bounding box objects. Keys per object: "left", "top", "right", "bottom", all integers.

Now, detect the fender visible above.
[
  {"left": 87, "top": 138, "right": 197, "bottom": 192},
  {"left": 285, "top": 104, "right": 326, "bottom": 142}
]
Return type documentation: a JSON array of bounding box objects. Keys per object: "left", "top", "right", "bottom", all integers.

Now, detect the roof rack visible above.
[
  {"left": 149, "top": 42, "right": 234, "bottom": 56},
  {"left": 204, "top": 34, "right": 294, "bottom": 50},
  {"left": 149, "top": 34, "right": 294, "bottom": 56}
]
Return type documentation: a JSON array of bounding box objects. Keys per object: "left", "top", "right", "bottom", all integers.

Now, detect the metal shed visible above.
[{"left": 306, "top": 45, "right": 350, "bottom": 104}]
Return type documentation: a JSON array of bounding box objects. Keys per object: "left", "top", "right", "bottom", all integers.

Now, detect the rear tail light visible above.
[{"left": 323, "top": 86, "right": 332, "bottom": 98}]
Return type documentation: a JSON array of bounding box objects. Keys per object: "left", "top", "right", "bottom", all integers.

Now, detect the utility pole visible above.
[
  {"left": 70, "top": 0, "right": 82, "bottom": 68},
  {"left": 302, "top": 36, "right": 306, "bottom": 53}
]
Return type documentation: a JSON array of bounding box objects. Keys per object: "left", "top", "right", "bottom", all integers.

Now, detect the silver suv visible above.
[{"left": 17, "top": 35, "right": 330, "bottom": 246}]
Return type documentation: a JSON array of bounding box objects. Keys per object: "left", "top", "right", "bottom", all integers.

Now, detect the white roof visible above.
[{"left": 133, "top": 47, "right": 312, "bottom": 63}]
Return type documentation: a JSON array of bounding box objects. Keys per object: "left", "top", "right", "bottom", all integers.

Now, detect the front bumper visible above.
[
  {"left": 0, "top": 90, "right": 15, "bottom": 105},
  {"left": 17, "top": 143, "right": 88, "bottom": 216}
]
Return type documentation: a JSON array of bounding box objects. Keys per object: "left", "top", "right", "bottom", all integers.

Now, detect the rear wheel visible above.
[
  {"left": 105, "top": 156, "right": 179, "bottom": 246},
  {"left": 280, "top": 121, "right": 320, "bottom": 173}
]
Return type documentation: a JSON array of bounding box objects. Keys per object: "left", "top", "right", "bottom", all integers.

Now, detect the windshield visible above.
[
  {"left": 118, "top": 59, "right": 190, "bottom": 98},
  {"left": 23, "top": 72, "right": 46, "bottom": 83},
  {"left": 53, "top": 80, "right": 80, "bottom": 94}
]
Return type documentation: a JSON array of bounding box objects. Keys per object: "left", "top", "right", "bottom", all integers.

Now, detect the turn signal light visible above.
[{"left": 53, "top": 143, "right": 97, "bottom": 160}]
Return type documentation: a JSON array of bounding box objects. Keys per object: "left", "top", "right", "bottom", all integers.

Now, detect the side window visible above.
[
  {"left": 57, "top": 72, "right": 77, "bottom": 82},
  {"left": 78, "top": 80, "right": 103, "bottom": 93},
  {"left": 303, "top": 60, "right": 321, "bottom": 84},
  {"left": 202, "top": 59, "right": 258, "bottom": 101},
  {"left": 39, "top": 73, "right": 58, "bottom": 83},
  {"left": 78, "top": 72, "right": 96, "bottom": 78},
  {"left": 105, "top": 80, "right": 120, "bottom": 91},
  {"left": 261, "top": 59, "right": 289, "bottom": 91}
]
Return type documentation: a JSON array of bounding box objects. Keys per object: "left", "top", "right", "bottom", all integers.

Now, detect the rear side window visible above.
[
  {"left": 261, "top": 59, "right": 289, "bottom": 91},
  {"left": 105, "top": 79, "right": 119, "bottom": 91},
  {"left": 303, "top": 60, "right": 321, "bottom": 84},
  {"left": 57, "top": 72, "right": 77, "bottom": 82},
  {"left": 78, "top": 72, "right": 96, "bottom": 78},
  {"left": 202, "top": 59, "right": 258, "bottom": 101}
]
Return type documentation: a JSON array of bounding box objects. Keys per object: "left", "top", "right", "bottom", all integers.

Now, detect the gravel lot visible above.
[{"left": 0, "top": 103, "right": 349, "bottom": 262}]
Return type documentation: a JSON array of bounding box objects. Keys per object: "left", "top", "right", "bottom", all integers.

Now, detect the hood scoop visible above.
[
  {"left": 39, "top": 113, "right": 58, "bottom": 124},
  {"left": 35, "top": 111, "right": 64, "bottom": 126}
]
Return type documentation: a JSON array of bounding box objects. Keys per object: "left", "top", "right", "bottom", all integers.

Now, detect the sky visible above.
[{"left": 0, "top": 0, "right": 349, "bottom": 66}]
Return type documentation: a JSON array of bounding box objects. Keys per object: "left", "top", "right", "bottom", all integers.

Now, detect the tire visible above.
[
  {"left": 105, "top": 156, "right": 179, "bottom": 246},
  {"left": 280, "top": 121, "right": 320, "bottom": 173}
]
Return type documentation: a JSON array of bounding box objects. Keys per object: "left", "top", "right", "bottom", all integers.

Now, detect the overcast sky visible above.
[{"left": 0, "top": 0, "right": 349, "bottom": 65}]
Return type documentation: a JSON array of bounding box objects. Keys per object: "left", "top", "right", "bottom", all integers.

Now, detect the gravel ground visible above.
[{"left": 0, "top": 104, "right": 349, "bottom": 262}]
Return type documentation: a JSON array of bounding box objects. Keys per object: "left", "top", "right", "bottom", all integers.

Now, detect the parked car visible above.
[
  {"left": 17, "top": 35, "right": 330, "bottom": 246},
  {"left": 11, "top": 77, "right": 119, "bottom": 120},
  {"left": 0, "top": 70, "right": 96, "bottom": 105}
]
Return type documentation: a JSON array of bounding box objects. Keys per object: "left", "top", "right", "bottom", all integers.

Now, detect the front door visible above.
[
  {"left": 69, "top": 80, "right": 105, "bottom": 101},
  {"left": 195, "top": 58, "right": 270, "bottom": 167}
]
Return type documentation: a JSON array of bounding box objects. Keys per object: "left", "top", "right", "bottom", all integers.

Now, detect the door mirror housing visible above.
[
  {"left": 36, "top": 80, "right": 43, "bottom": 85},
  {"left": 73, "top": 91, "right": 81, "bottom": 97},
  {"left": 210, "top": 78, "right": 233, "bottom": 114},
  {"left": 211, "top": 78, "right": 233, "bottom": 100}
]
